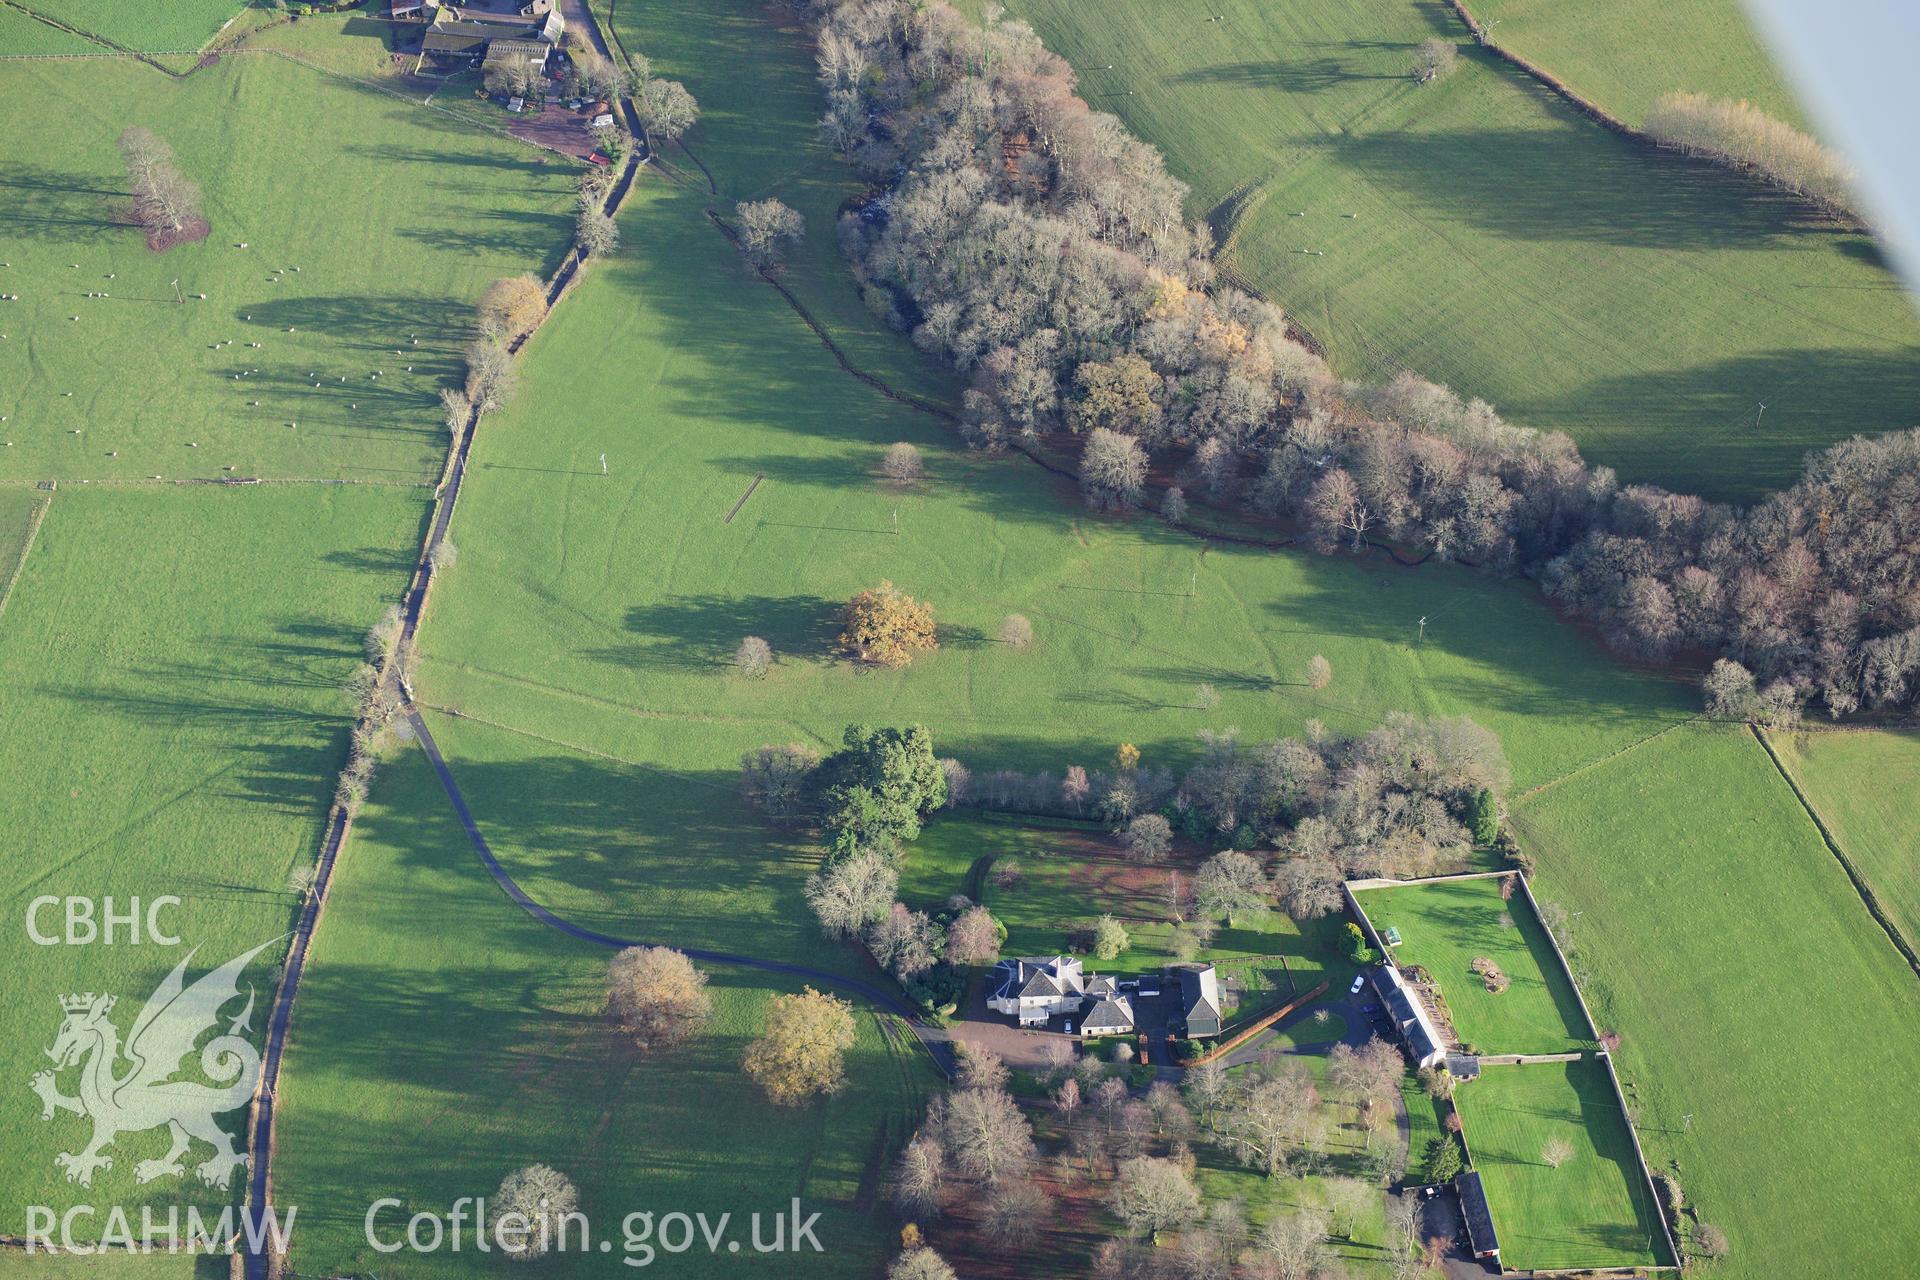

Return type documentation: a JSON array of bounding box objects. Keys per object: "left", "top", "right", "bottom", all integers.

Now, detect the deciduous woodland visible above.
[{"left": 804, "top": 0, "right": 1920, "bottom": 720}]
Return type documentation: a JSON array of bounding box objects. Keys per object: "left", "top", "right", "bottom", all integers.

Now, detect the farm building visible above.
[
  {"left": 1455, "top": 1169, "right": 1501, "bottom": 1263},
  {"left": 483, "top": 38, "right": 553, "bottom": 78},
  {"left": 389, "top": 0, "right": 431, "bottom": 18},
  {"left": 1171, "top": 962, "right": 1223, "bottom": 1038},
  {"left": 419, "top": 6, "right": 563, "bottom": 66},
  {"left": 1377, "top": 963, "right": 1447, "bottom": 1068}
]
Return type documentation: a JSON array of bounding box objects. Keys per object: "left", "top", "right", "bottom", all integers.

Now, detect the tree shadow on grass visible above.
[
  {"left": 600, "top": 593, "right": 841, "bottom": 670},
  {"left": 0, "top": 165, "right": 124, "bottom": 240}
]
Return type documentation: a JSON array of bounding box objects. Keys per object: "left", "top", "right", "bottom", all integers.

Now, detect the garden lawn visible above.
[
  {"left": 1000, "top": 0, "right": 1920, "bottom": 500},
  {"left": 0, "top": 55, "right": 576, "bottom": 484},
  {"left": 1, "top": 1, "right": 243, "bottom": 52},
  {"left": 1468, "top": 0, "right": 1801, "bottom": 125},
  {"left": 1766, "top": 727, "right": 1920, "bottom": 959},
  {"left": 901, "top": 813, "right": 1354, "bottom": 1009},
  {"left": 0, "top": 485, "right": 427, "bottom": 1235},
  {"left": 1451, "top": 1058, "right": 1669, "bottom": 1271},
  {"left": 1355, "top": 876, "right": 1593, "bottom": 1054},
  {"left": 273, "top": 744, "right": 934, "bottom": 1279},
  {"left": 1511, "top": 722, "right": 1920, "bottom": 1279}
]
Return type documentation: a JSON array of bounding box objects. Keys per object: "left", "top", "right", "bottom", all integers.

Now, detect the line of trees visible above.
[
  {"left": 940, "top": 715, "right": 1510, "bottom": 885},
  {"left": 1645, "top": 90, "right": 1858, "bottom": 219},
  {"left": 801, "top": 0, "right": 1920, "bottom": 722}
]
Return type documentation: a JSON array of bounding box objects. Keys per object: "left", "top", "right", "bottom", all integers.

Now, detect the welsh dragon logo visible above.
[{"left": 29, "top": 939, "right": 277, "bottom": 1190}]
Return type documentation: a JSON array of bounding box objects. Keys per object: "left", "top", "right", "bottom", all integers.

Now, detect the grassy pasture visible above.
[
  {"left": 1451, "top": 1058, "right": 1669, "bottom": 1271},
  {"left": 0, "top": 485, "right": 426, "bottom": 1232},
  {"left": 595, "top": 0, "right": 962, "bottom": 409},
  {"left": 0, "top": 1, "right": 244, "bottom": 53},
  {"left": 1355, "top": 876, "right": 1593, "bottom": 1054},
  {"left": 1512, "top": 723, "right": 1920, "bottom": 1278},
  {"left": 1001, "top": 0, "right": 1920, "bottom": 500},
  {"left": 1468, "top": 0, "right": 1800, "bottom": 125},
  {"left": 416, "top": 173, "right": 1695, "bottom": 795},
  {"left": 1767, "top": 727, "right": 1920, "bottom": 956},
  {"left": 0, "top": 488, "right": 46, "bottom": 613},
  {"left": 273, "top": 744, "right": 933, "bottom": 1279},
  {"left": 0, "top": 1255, "right": 216, "bottom": 1279},
  {"left": 0, "top": 7, "right": 101, "bottom": 56},
  {"left": 0, "top": 55, "right": 576, "bottom": 484}
]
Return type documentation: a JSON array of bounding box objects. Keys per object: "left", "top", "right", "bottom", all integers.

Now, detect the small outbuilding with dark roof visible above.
[{"left": 1455, "top": 1169, "right": 1500, "bottom": 1262}]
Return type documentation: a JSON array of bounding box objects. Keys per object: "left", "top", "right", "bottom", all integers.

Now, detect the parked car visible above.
[{"left": 1350, "top": 973, "right": 1367, "bottom": 995}]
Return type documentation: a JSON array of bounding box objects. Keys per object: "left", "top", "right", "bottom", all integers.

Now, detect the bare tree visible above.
[
  {"left": 882, "top": 441, "right": 925, "bottom": 484},
  {"left": 578, "top": 206, "right": 620, "bottom": 257},
  {"left": 1219, "top": 1064, "right": 1323, "bottom": 1177},
  {"left": 890, "top": 1130, "right": 946, "bottom": 1218},
  {"left": 1079, "top": 428, "right": 1148, "bottom": 511},
  {"left": 944, "top": 905, "right": 1001, "bottom": 966},
  {"left": 803, "top": 850, "right": 897, "bottom": 938},
  {"left": 1122, "top": 813, "right": 1173, "bottom": 863},
  {"left": 1109, "top": 1156, "right": 1200, "bottom": 1242},
  {"left": 1193, "top": 849, "right": 1269, "bottom": 925},
  {"left": 492, "top": 1164, "right": 580, "bottom": 1260},
  {"left": 1411, "top": 38, "right": 1459, "bottom": 84},
  {"left": 734, "top": 635, "right": 773, "bottom": 679},
  {"left": 636, "top": 78, "right": 699, "bottom": 143},
  {"left": 118, "top": 126, "right": 202, "bottom": 239},
  {"left": 868, "top": 902, "right": 942, "bottom": 980},
  {"left": 736, "top": 199, "right": 806, "bottom": 268},
  {"left": 1306, "top": 654, "right": 1332, "bottom": 690},
  {"left": 935, "top": 1086, "right": 1036, "bottom": 1186},
  {"left": 983, "top": 1179, "right": 1048, "bottom": 1247},
  {"left": 1541, "top": 1135, "right": 1575, "bottom": 1169},
  {"left": 998, "top": 613, "right": 1035, "bottom": 648},
  {"left": 889, "top": 1246, "right": 957, "bottom": 1280}
]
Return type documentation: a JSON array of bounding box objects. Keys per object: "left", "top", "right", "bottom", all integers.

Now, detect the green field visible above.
[
  {"left": 0, "top": 488, "right": 46, "bottom": 613},
  {"left": 0, "top": 485, "right": 426, "bottom": 1229},
  {"left": 1002, "top": 0, "right": 1920, "bottom": 500},
  {"left": 1356, "top": 876, "right": 1593, "bottom": 1055},
  {"left": 900, "top": 813, "right": 1354, "bottom": 1010},
  {"left": 0, "top": 7, "right": 102, "bottom": 56},
  {"left": 593, "top": 0, "right": 961, "bottom": 409},
  {"left": 274, "top": 744, "right": 932, "bottom": 1279},
  {"left": 0, "top": 1, "right": 244, "bottom": 53},
  {"left": 1513, "top": 723, "right": 1920, "bottom": 1278},
  {"left": 1470, "top": 0, "right": 1800, "bottom": 125},
  {"left": 1768, "top": 727, "right": 1920, "bottom": 956},
  {"left": 1452, "top": 1058, "right": 1669, "bottom": 1271},
  {"left": 0, "top": 1255, "right": 216, "bottom": 1279},
  {"left": 0, "top": 55, "right": 576, "bottom": 484}
]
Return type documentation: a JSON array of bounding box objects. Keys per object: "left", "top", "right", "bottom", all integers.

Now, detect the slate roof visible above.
[
  {"left": 1456, "top": 1170, "right": 1500, "bottom": 1257},
  {"left": 1082, "top": 995, "right": 1134, "bottom": 1033},
  {"left": 1172, "top": 963, "right": 1222, "bottom": 1033}
]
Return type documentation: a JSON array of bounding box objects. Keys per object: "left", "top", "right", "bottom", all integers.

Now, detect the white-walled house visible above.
[{"left": 987, "top": 955, "right": 1087, "bottom": 1026}]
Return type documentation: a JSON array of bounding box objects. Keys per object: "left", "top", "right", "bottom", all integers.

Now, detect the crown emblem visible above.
[{"left": 59, "top": 992, "right": 113, "bottom": 1016}]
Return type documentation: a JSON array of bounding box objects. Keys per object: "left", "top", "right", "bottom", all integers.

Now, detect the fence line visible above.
[{"left": 1184, "top": 981, "right": 1330, "bottom": 1066}]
